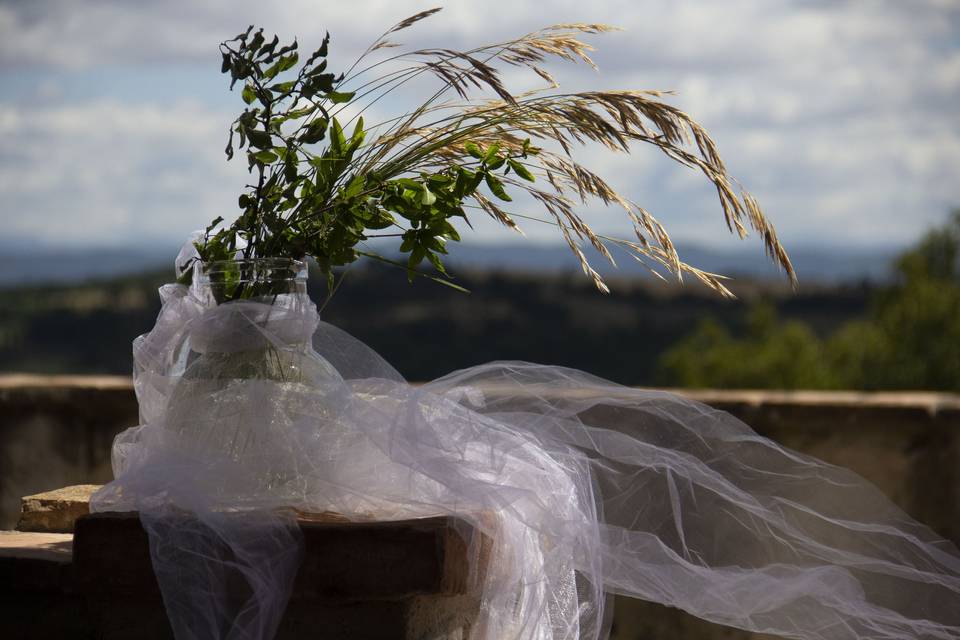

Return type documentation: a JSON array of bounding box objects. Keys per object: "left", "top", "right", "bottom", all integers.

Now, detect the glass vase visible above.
[{"left": 163, "top": 258, "right": 341, "bottom": 479}]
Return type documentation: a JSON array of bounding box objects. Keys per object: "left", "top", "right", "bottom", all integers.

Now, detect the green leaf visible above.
[
  {"left": 484, "top": 173, "right": 512, "bottom": 201},
  {"left": 248, "top": 30, "right": 265, "bottom": 53},
  {"left": 214, "top": 26, "right": 494, "bottom": 302},
  {"left": 395, "top": 178, "right": 422, "bottom": 191},
  {"left": 206, "top": 216, "right": 224, "bottom": 232},
  {"left": 427, "top": 236, "right": 447, "bottom": 253},
  {"left": 317, "top": 32, "right": 330, "bottom": 59},
  {"left": 349, "top": 117, "right": 365, "bottom": 149},
  {"left": 343, "top": 174, "right": 366, "bottom": 199},
  {"left": 284, "top": 157, "right": 298, "bottom": 182},
  {"left": 255, "top": 87, "right": 274, "bottom": 106},
  {"left": 304, "top": 73, "right": 335, "bottom": 96},
  {"left": 483, "top": 143, "right": 501, "bottom": 164},
  {"left": 299, "top": 118, "right": 328, "bottom": 144},
  {"left": 270, "top": 81, "right": 296, "bottom": 94},
  {"left": 427, "top": 251, "right": 448, "bottom": 275},
  {"left": 326, "top": 91, "right": 355, "bottom": 104},
  {"left": 427, "top": 174, "right": 452, "bottom": 186},
  {"left": 508, "top": 159, "right": 535, "bottom": 182},
  {"left": 252, "top": 150, "right": 278, "bottom": 164},
  {"left": 285, "top": 105, "right": 316, "bottom": 120},
  {"left": 247, "top": 129, "right": 272, "bottom": 149},
  {"left": 454, "top": 168, "right": 472, "bottom": 197},
  {"left": 366, "top": 209, "right": 395, "bottom": 230},
  {"left": 399, "top": 231, "right": 415, "bottom": 252},
  {"left": 233, "top": 25, "right": 254, "bottom": 42},
  {"left": 224, "top": 127, "right": 235, "bottom": 160},
  {"left": 258, "top": 34, "right": 279, "bottom": 57},
  {"left": 264, "top": 52, "right": 299, "bottom": 80},
  {"left": 408, "top": 246, "right": 427, "bottom": 272},
  {"left": 330, "top": 117, "right": 346, "bottom": 154},
  {"left": 307, "top": 60, "right": 328, "bottom": 76},
  {"left": 421, "top": 185, "right": 437, "bottom": 206},
  {"left": 299, "top": 180, "right": 314, "bottom": 199},
  {"left": 467, "top": 170, "right": 484, "bottom": 193},
  {"left": 464, "top": 142, "right": 483, "bottom": 159}
]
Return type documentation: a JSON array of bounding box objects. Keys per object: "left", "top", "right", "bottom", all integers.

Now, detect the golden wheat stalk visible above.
[{"left": 335, "top": 9, "right": 795, "bottom": 296}]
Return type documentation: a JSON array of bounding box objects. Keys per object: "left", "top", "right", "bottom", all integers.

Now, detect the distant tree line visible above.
[
  {"left": 0, "top": 259, "right": 872, "bottom": 387},
  {"left": 659, "top": 211, "right": 960, "bottom": 390}
]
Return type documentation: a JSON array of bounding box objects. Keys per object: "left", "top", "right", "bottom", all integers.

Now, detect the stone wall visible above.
[
  {"left": 0, "top": 375, "right": 136, "bottom": 530},
  {"left": 2, "top": 375, "right": 958, "bottom": 640}
]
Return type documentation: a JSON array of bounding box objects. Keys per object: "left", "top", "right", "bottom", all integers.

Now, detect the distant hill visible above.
[
  {"left": 0, "top": 245, "right": 171, "bottom": 287},
  {"left": 0, "top": 262, "right": 875, "bottom": 384},
  {"left": 0, "top": 241, "right": 897, "bottom": 288},
  {"left": 444, "top": 242, "right": 898, "bottom": 283}
]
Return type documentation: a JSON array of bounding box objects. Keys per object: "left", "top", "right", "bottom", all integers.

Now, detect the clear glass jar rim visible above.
[{"left": 193, "top": 257, "right": 307, "bottom": 281}]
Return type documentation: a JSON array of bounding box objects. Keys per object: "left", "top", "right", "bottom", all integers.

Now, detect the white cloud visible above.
[
  {"left": 0, "top": 100, "right": 242, "bottom": 246},
  {"left": 0, "top": 0, "right": 957, "bottom": 253}
]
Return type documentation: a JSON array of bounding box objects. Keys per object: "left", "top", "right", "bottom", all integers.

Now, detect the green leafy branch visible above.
[{"left": 185, "top": 24, "right": 537, "bottom": 297}]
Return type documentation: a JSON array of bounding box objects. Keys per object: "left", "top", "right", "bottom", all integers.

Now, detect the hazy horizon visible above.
[{"left": 0, "top": 237, "right": 899, "bottom": 288}]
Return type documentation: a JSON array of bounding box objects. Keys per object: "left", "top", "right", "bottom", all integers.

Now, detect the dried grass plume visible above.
[{"left": 336, "top": 8, "right": 796, "bottom": 296}]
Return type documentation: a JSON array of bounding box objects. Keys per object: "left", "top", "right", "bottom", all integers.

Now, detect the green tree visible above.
[
  {"left": 841, "top": 211, "right": 960, "bottom": 389},
  {"left": 659, "top": 211, "right": 960, "bottom": 391},
  {"left": 658, "top": 304, "right": 838, "bottom": 389}
]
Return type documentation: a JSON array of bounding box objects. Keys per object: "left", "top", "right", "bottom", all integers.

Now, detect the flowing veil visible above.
[{"left": 92, "top": 277, "right": 960, "bottom": 640}]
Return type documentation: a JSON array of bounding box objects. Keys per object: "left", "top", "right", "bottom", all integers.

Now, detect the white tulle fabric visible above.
[{"left": 92, "top": 279, "right": 960, "bottom": 640}]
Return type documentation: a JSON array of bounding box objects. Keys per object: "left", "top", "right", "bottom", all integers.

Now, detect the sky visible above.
[{"left": 1, "top": 0, "right": 958, "bottom": 258}]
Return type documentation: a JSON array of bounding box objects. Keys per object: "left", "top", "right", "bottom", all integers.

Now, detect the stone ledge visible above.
[
  {"left": 18, "top": 484, "right": 99, "bottom": 533},
  {"left": 476, "top": 383, "right": 960, "bottom": 418},
  {"left": 3, "top": 373, "right": 959, "bottom": 414},
  {"left": 0, "top": 531, "right": 74, "bottom": 595},
  {"left": 0, "top": 530, "right": 72, "bottom": 562},
  {"left": 0, "top": 374, "right": 133, "bottom": 390}
]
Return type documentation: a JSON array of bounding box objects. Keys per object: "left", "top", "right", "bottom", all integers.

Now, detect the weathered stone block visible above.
[{"left": 17, "top": 484, "right": 101, "bottom": 533}]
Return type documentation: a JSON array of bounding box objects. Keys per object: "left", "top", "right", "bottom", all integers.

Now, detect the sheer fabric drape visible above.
[{"left": 92, "top": 277, "right": 960, "bottom": 640}]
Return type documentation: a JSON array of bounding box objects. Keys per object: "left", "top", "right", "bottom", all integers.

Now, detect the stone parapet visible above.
[{"left": 2, "top": 376, "right": 959, "bottom": 639}]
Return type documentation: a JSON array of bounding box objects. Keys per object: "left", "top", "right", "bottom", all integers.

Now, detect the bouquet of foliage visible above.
[{"left": 180, "top": 8, "right": 794, "bottom": 301}]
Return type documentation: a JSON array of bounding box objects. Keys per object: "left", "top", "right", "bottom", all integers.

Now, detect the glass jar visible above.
[
  {"left": 164, "top": 258, "right": 342, "bottom": 476},
  {"left": 190, "top": 258, "right": 308, "bottom": 307}
]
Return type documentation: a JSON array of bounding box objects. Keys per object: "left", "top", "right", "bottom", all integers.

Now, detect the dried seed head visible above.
[
  {"left": 342, "top": 13, "right": 793, "bottom": 296},
  {"left": 389, "top": 8, "right": 443, "bottom": 34}
]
